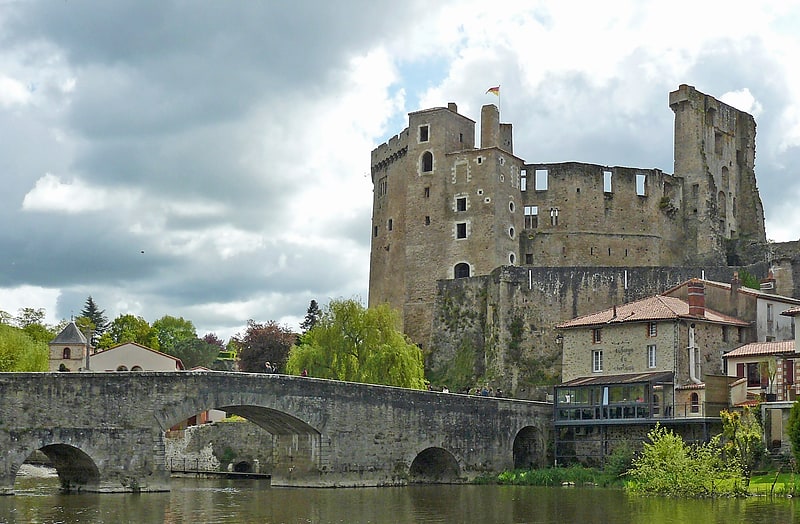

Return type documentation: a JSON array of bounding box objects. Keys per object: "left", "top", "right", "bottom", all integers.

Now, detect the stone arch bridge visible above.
[{"left": 0, "top": 372, "right": 551, "bottom": 494}]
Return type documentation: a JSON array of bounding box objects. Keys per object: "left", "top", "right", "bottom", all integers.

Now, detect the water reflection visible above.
[{"left": 2, "top": 477, "right": 798, "bottom": 524}]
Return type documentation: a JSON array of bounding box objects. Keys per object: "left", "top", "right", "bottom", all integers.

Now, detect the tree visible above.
[
  {"left": 285, "top": 299, "right": 426, "bottom": 389},
  {"left": 626, "top": 424, "right": 743, "bottom": 497},
  {"left": 169, "top": 337, "right": 220, "bottom": 369},
  {"left": 233, "top": 320, "right": 296, "bottom": 373},
  {"left": 79, "top": 296, "right": 109, "bottom": 343},
  {"left": 202, "top": 332, "right": 225, "bottom": 349},
  {"left": 102, "top": 314, "right": 159, "bottom": 350},
  {"left": 300, "top": 300, "right": 321, "bottom": 333},
  {"left": 0, "top": 324, "right": 48, "bottom": 371},
  {"left": 787, "top": 401, "right": 800, "bottom": 468},
  {"left": 720, "top": 407, "right": 765, "bottom": 481},
  {"left": 12, "top": 307, "right": 56, "bottom": 345},
  {"left": 152, "top": 315, "right": 197, "bottom": 354}
]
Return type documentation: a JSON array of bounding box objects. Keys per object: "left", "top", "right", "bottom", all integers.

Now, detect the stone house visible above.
[
  {"left": 553, "top": 279, "right": 749, "bottom": 464},
  {"left": 48, "top": 321, "right": 90, "bottom": 372}
]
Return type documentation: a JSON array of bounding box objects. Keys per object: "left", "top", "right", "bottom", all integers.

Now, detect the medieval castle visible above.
[{"left": 368, "top": 85, "right": 795, "bottom": 398}]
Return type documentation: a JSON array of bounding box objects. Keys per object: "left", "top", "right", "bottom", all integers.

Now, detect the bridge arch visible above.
[
  {"left": 513, "top": 425, "right": 547, "bottom": 469},
  {"left": 409, "top": 447, "right": 460, "bottom": 483}
]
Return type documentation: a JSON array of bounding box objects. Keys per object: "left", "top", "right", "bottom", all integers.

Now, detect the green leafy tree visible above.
[
  {"left": 152, "top": 315, "right": 197, "bottom": 354},
  {"left": 79, "top": 296, "right": 109, "bottom": 343},
  {"left": 627, "top": 424, "right": 743, "bottom": 497},
  {"left": 169, "top": 337, "right": 221, "bottom": 369},
  {"left": 721, "top": 407, "right": 765, "bottom": 481},
  {"left": 788, "top": 401, "right": 800, "bottom": 469},
  {"left": 234, "top": 320, "right": 296, "bottom": 373},
  {"left": 0, "top": 310, "right": 12, "bottom": 325},
  {"left": 0, "top": 324, "right": 48, "bottom": 371},
  {"left": 286, "top": 299, "right": 426, "bottom": 389},
  {"left": 12, "top": 307, "right": 56, "bottom": 345},
  {"left": 102, "top": 314, "right": 159, "bottom": 350}
]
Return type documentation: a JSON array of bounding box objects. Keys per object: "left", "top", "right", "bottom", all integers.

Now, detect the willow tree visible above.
[
  {"left": 286, "top": 299, "right": 426, "bottom": 389},
  {"left": 0, "top": 323, "right": 48, "bottom": 371}
]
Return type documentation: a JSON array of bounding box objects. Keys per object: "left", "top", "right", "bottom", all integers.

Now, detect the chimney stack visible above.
[
  {"left": 760, "top": 269, "right": 776, "bottom": 294},
  {"left": 687, "top": 279, "right": 705, "bottom": 317}
]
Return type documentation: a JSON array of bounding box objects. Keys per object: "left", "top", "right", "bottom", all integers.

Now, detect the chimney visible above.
[
  {"left": 480, "top": 104, "right": 500, "bottom": 149},
  {"left": 447, "top": 102, "right": 458, "bottom": 113},
  {"left": 730, "top": 271, "right": 741, "bottom": 295},
  {"left": 760, "top": 269, "right": 776, "bottom": 294},
  {"left": 687, "top": 279, "right": 705, "bottom": 317}
]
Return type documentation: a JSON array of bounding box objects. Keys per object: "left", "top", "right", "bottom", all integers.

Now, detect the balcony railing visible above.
[{"left": 555, "top": 401, "right": 729, "bottom": 423}]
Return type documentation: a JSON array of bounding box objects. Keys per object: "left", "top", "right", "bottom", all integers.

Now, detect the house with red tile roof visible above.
[{"left": 554, "top": 279, "right": 752, "bottom": 464}]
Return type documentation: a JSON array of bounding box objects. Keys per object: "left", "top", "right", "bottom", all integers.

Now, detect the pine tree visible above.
[
  {"left": 79, "top": 296, "right": 109, "bottom": 343},
  {"left": 299, "top": 300, "right": 321, "bottom": 333}
]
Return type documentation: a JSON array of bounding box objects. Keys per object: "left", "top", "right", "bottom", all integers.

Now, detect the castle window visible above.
[
  {"left": 550, "top": 207, "right": 559, "bottom": 226},
  {"left": 421, "top": 151, "right": 433, "bottom": 172},
  {"left": 524, "top": 206, "right": 538, "bottom": 228},
  {"left": 592, "top": 328, "right": 602, "bottom": 344},
  {"left": 419, "top": 125, "right": 430, "bottom": 143},
  {"left": 378, "top": 177, "right": 387, "bottom": 197},
  {"left": 459, "top": 132, "right": 463, "bottom": 143},
  {"left": 509, "top": 253, "right": 516, "bottom": 264},
  {"left": 525, "top": 253, "right": 533, "bottom": 264},
  {"left": 425, "top": 216, "right": 430, "bottom": 225},
  {"left": 520, "top": 169, "right": 527, "bottom": 191},
  {"left": 63, "top": 347, "right": 71, "bottom": 359},
  {"left": 509, "top": 227, "right": 515, "bottom": 239},
  {"left": 509, "top": 201, "right": 515, "bottom": 212},
  {"left": 714, "top": 131, "right": 722, "bottom": 155},
  {"left": 636, "top": 174, "right": 646, "bottom": 196},
  {"left": 535, "top": 169, "right": 548, "bottom": 190},
  {"left": 388, "top": 219, "right": 393, "bottom": 231},
  {"left": 424, "top": 187, "right": 430, "bottom": 198},
  {"left": 456, "top": 222, "right": 467, "bottom": 239},
  {"left": 454, "top": 263, "right": 470, "bottom": 278},
  {"left": 456, "top": 197, "right": 467, "bottom": 212},
  {"left": 373, "top": 226, "right": 378, "bottom": 237},
  {"left": 603, "top": 170, "right": 613, "bottom": 193},
  {"left": 592, "top": 350, "right": 603, "bottom": 372},
  {"left": 647, "top": 344, "right": 657, "bottom": 368},
  {"left": 477, "top": 156, "right": 483, "bottom": 165}
]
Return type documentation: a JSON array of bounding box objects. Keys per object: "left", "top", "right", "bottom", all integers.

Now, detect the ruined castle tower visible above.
[
  {"left": 369, "top": 87, "right": 767, "bottom": 350},
  {"left": 670, "top": 84, "right": 766, "bottom": 264}
]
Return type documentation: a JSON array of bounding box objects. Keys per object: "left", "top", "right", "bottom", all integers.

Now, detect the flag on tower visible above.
[{"left": 486, "top": 86, "right": 500, "bottom": 96}]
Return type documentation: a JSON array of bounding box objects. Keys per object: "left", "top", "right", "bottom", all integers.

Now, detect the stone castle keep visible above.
[{"left": 368, "top": 85, "right": 788, "bottom": 397}]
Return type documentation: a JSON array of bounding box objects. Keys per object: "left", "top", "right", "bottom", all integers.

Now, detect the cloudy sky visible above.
[{"left": 1, "top": 1, "right": 799, "bottom": 340}]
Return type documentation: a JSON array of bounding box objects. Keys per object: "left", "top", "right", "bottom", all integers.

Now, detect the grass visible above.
[
  {"left": 489, "top": 466, "right": 626, "bottom": 488},
  {"left": 748, "top": 472, "right": 799, "bottom": 496}
]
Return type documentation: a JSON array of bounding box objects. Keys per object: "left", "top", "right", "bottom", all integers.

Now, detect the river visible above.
[{"left": 2, "top": 468, "right": 798, "bottom": 523}]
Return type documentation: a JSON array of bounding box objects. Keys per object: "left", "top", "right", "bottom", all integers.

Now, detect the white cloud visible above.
[
  {"left": 0, "top": 285, "right": 61, "bottom": 325},
  {"left": 720, "top": 88, "right": 763, "bottom": 117},
  {"left": 0, "top": 75, "right": 31, "bottom": 107},
  {"left": 21, "top": 173, "right": 115, "bottom": 214}
]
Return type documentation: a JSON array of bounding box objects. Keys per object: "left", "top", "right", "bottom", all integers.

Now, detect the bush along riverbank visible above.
[{"left": 485, "top": 416, "right": 798, "bottom": 497}]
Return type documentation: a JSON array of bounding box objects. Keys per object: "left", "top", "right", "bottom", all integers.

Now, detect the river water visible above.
[{"left": 2, "top": 470, "right": 798, "bottom": 523}]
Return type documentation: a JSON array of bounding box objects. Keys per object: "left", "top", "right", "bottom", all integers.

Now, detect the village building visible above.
[
  {"left": 48, "top": 321, "right": 91, "bottom": 372},
  {"left": 554, "top": 280, "right": 750, "bottom": 464}
]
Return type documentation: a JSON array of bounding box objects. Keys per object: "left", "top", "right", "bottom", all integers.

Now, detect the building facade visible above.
[{"left": 553, "top": 280, "right": 750, "bottom": 463}]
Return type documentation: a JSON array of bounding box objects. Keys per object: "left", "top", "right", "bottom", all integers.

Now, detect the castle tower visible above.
[
  {"left": 49, "top": 321, "right": 90, "bottom": 372},
  {"left": 369, "top": 103, "right": 525, "bottom": 346},
  {"left": 670, "top": 84, "right": 766, "bottom": 265}
]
